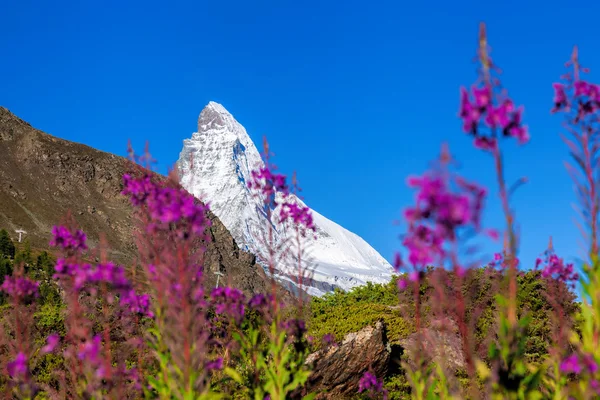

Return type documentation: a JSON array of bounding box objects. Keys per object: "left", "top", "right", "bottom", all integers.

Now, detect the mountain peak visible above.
[
  {"left": 179, "top": 104, "right": 394, "bottom": 296},
  {"left": 197, "top": 101, "right": 237, "bottom": 133}
]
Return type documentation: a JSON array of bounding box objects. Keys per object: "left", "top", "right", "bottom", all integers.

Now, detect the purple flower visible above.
[
  {"left": 552, "top": 83, "right": 569, "bottom": 112},
  {"left": 50, "top": 225, "right": 88, "bottom": 252},
  {"left": 122, "top": 174, "right": 212, "bottom": 235},
  {"left": 591, "top": 380, "right": 600, "bottom": 395},
  {"left": 583, "top": 354, "right": 598, "bottom": 374},
  {"left": 248, "top": 166, "right": 289, "bottom": 200},
  {"left": 402, "top": 169, "right": 487, "bottom": 269},
  {"left": 459, "top": 87, "right": 480, "bottom": 134},
  {"left": 408, "top": 270, "right": 421, "bottom": 283},
  {"left": 358, "top": 371, "right": 387, "bottom": 399},
  {"left": 397, "top": 278, "right": 408, "bottom": 291},
  {"left": 474, "top": 136, "right": 497, "bottom": 152},
  {"left": 473, "top": 86, "right": 491, "bottom": 108},
  {"left": 211, "top": 287, "right": 246, "bottom": 323},
  {"left": 485, "top": 100, "right": 512, "bottom": 129},
  {"left": 536, "top": 250, "right": 578, "bottom": 287},
  {"left": 42, "top": 333, "right": 60, "bottom": 354},
  {"left": 78, "top": 335, "right": 102, "bottom": 364},
  {"left": 0, "top": 276, "right": 39, "bottom": 301},
  {"left": 393, "top": 253, "right": 403, "bottom": 272},
  {"left": 248, "top": 293, "right": 274, "bottom": 317},
  {"left": 402, "top": 225, "right": 442, "bottom": 267},
  {"left": 359, "top": 372, "right": 381, "bottom": 392},
  {"left": 560, "top": 354, "right": 582, "bottom": 374},
  {"left": 53, "top": 253, "right": 153, "bottom": 317},
  {"left": 279, "top": 201, "right": 315, "bottom": 232},
  {"left": 459, "top": 78, "right": 528, "bottom": 147},
  {"left": 455, "top": 265, "right": 467, "bottom": 278},
  {"left": 284, "top": 318, "right": 307, "bottom": 338},
  {"left": 322, "top": 334, "right": 335, "bottom": 346},
  {"left": 120, "top": 290, "right": 154, "bottom": 318},
  {"left": 205, "top": 357, "right": 224, "bottom": 371},
  {"left": 7, "top": 352, "right": 28, "bottom": 378},
  {"left": 248, "top": 294, "right": 267, "bottom": 309}
]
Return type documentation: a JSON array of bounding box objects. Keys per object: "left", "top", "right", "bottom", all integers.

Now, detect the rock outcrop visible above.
[
  {"left": 398, "top": 318, "right": 466, "bottom": 373},
  {"left": 304, "top": 321, "right": 392, "bottom": 399}
]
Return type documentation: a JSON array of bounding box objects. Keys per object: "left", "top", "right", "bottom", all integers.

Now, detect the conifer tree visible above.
[
  {"left": 14, "top": 239, "right": 33, "bottom": 270},
  {"left": 0, "top": 229, "right": 16, "bottom": 259}
]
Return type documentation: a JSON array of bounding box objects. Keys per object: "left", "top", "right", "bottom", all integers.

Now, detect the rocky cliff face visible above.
[{"left": 0, "top": 106, "right": 280, "bottom": 297}]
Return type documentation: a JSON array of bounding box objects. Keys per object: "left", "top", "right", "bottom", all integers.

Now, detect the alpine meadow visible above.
[{"left": 2, "top": 4, "right": 600, "bottom": 399}]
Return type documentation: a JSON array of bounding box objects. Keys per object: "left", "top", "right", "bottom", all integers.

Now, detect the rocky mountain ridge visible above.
[{"left": 0, "top": 106, "right": 279, "bottom": 296}]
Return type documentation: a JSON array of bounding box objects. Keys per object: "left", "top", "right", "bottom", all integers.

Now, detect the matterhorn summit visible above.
[{"left": 177, "top": 101, "right": 394, "bottom": 296}]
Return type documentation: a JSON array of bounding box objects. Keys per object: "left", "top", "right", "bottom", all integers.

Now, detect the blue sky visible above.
[{"left": 2, "top": 0, "right": 599, "bottom": 273}]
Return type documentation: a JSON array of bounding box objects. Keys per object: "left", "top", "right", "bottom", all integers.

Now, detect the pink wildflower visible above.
[{"left": 7, "top": 352, "right": 28, "bottom": 378}]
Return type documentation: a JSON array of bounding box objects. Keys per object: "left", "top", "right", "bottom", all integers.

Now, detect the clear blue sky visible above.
[{"left": 2, "top": 0, "right": 599, "bottom": 272}]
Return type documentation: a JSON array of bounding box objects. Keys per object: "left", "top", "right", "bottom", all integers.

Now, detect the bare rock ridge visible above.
[{"left": 0, "top": 106, "right": 278, "bottom": 296}]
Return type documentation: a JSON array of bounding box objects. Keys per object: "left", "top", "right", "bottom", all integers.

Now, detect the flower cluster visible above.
[
  {"left": 204, "top": 357, "right": 224, "bottom": 372},
  {"left": 211, "top": 286, "right": 246, "bottom": 324},
  {"left": 51, "top": 227, "right": 153, "bottom": 317},
  {"left": 397, "top": 270, "right": 421, "bottom": 291},
  {"left": 41, "top": 333, "right": 60, "bottom": 354},
  {"left": 488, "top": 251, "right": 520, "bottom": 270},
  {"left": 535, "top": 249, "right": 578, "bottom": 288},
  {"left": 560, "top": 352, "right": 598, "bottom": 375},
  {"left": 399, "top": 166, "right": 488, "bottom": 272},
  {"left": 78, "top": 335, "right": 102, "bottom": 365},
  {"left": 6, "top": 352, "right": 28, "bottom": 379},
  {"left": 122, "top": 173, "right": 211, "bottom": 236},
  {"left": 248, "top": 163, "right": 316, "bottom": 234},
  {"left": 49, "top": 225, "right": 88, "bottom": 252},
  {"left": 248, "top": 166, "right": 288, "bottom": 200},
  {"left": 279, "top": 201, "right": 315, "bottom": 232},
  {"left": 458, "top": 46, "right": 530, "bottom": 152},
  {"left": 0, "top": 276, "right": 39, "bottom": 301},
  {"left": 283, "top": 318, "right": 307, "bottom": 338},
  {"left": 358, "top": 371, "right": 388, "bottom": 399},
  {"left": 248, "top": 293, "right": 276, "bottom": 318},
  {"left": 552, "top": 80, "right": 600, "bottom": 119}
]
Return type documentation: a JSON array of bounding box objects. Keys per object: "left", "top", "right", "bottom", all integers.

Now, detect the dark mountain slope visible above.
[{"left": 0, "top": 106, "right": 280, "bottom": 296}]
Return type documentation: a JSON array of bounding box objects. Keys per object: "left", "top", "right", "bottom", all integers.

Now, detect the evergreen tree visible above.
[
  {"left": 0, "top": 257, "right": 12, "bottom": 305},
  {"left": 0, "top": 257, "right": 12, "bottom": 281},
  {"left": 14, "top": 238, "right": 33, "bottom": 269},
  {"left": 0, "top": 229, "right": 15, "bottom": 259},
  {"left": 36, "top": 251, "right": 56, "bottom": 277}
]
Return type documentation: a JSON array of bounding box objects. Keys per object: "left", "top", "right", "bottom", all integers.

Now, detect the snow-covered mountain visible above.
[{"left": 177, "top": 101, "right": 394, "bottom": 296}]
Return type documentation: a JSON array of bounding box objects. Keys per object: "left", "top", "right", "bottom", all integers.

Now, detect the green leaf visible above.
[{"left": 224, "top": 367, "right": 244, "bottom": 385}]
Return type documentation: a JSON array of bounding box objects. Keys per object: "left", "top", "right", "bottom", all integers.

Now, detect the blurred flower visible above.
[
  {"left": 77, "top": 335, "right": 102, "bottom": 365},
  {"left": 50, "top": 225, "right": 88, "bottom": 252},
  {"left": 205, "top": 357, "right": 224, "bottom": 371},
  {"left": 358, "top": 371, "right": 387, "bottom": 399},
  {"left": 41, "top": 333, "right": 60, "bottom": 354},
  {"left": 7, "top": 352, "right": 28, "bottom": 378},
  {"left": 211, "top": 287, "right": 246, "bottom": 324},
  {"left": 0, "top": 276, "right": 39, "bottom": 302},
  {"left": 560, "top": 354, "right": 582, "bottom": 374}
]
